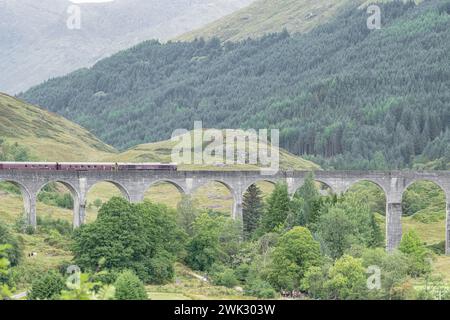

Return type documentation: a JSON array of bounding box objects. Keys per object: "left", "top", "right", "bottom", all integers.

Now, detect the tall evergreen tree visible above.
[
  {"left": 242, "top": 184, "right": 264, "bottom": 239},
  {"left": 294, "top": 173, "right": 320, "bottom": 226},
  {"left": 261, "top": 183, "right": 290, "bottom": 233}
]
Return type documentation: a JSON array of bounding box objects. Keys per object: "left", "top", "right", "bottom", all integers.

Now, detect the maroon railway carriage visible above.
[
  {"left": 0, "top": 162, "right": 177, "bottom": 171},
  {"left": 0, "top": 162, "right": 58, "bottom": 170}
]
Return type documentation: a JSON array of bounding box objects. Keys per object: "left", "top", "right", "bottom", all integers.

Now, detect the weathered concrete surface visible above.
[{"left": 1, "top": 169, "right": 449, "bottom": 253}]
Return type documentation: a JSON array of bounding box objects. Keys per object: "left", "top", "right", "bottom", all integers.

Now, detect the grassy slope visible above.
[
  {"left": 177, "top": 0, "right": 358, "bottom": 42},
  {"left": 0, "top": 93, "right": 116, "bottom": 161},
  {"left": 103, "top": 130, "right": 320, "bottom": 171},
  {"left": 176, "top": 0, "right": 423, "bottom": 42}
]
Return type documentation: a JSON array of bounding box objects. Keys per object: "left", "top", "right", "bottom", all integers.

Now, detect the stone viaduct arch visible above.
[{"left": 0, "top": 169, "right": 448, "bottom": 253}]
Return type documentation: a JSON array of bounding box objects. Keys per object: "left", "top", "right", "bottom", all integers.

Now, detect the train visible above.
[{"left": 0, "top": 162, "right": 177, "bottom": 171}]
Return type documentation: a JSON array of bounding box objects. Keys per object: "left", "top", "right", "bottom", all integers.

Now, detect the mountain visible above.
[
  {"left": 20, "top": 0, "right": 450, "bottom": 169},
  {"left": 0, "top": 0, "right": 255, "bottom": 94},
  {"left": 177, "top": 0, "right": 355, "bottom": 42},
  {"left": 0, "top": 93, "right": 116, "bottom": 161}
]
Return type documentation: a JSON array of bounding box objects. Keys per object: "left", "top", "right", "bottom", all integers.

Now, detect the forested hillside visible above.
[{"left": 22, "top": 0, "right": 450, "bottom": 169}]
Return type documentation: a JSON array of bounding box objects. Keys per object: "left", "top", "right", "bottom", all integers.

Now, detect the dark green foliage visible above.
[
  {"left": 38, "top": 183, "right": 74, "bottom": 210},
  {"left": 316, "top": 193, "right": 384, "bottom": 259},
  {"left": 402, "top": 181, "right": 446, "bottom": 218},
  {"left": 399, "top": 230, "right": 432, "bottom": 277},
  {"left": 260, "top": 183, "right": 290, "bottom": 233},
  {"left": 21, "top": 1, "right": 450, "bottom": 169},
  {"left": 427, "top": 240, "right": 446, "bottom": 255},
  {"left": 113, "top": 270, "right": 148, "bottom": 300},
  {"left": 0, "top": 223, "right": 23, "bottom": 267},
  {"left": 293, "top": 173, "right": 321, "bottom": 226},
  {"left": 37, "top": 216, "right": 73, "bottom": 236},
  {"left": 176, "top": 195, "right": 198, "bottom": 237},
  {"left": 244, "top": 277, "right": 277, "bottom": 299},
  {"left": 242, "top": 184, "right": 263, "bottom": 239},
  {"left": 28, "top": 270, "right": 65, "bottom": 300},
  {"left": 267, "top": 226, "right": 322, "bottom": 291},
  {"left": 360, "top": 248, "right": 413, "bottom": 300},
  {"left": 72, "top": 197, "right": 185, "bottom": 283},
  {"left": 210, "top": 264, "right": 239, "bottom": 288}
]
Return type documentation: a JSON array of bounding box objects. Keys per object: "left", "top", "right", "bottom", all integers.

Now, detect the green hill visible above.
[
  {"left": 177, "top": 0, "right": 357, "bottom": 42},
  {"left": 102, "top": 130, "right": 320, "bottom": 171},
  {"left": 0, "top": 93, "right": 116, "bottom": 161},
  {"left": 21, "top": 0, "right": 450, "bottom": 169},
  {"left": 0, "top": 94, "right": 317, "bottom": 170}
]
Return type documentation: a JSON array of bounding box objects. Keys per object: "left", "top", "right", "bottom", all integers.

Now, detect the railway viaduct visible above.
[{"left": 0, "top": 170, "right": 449, "bottom": 253}]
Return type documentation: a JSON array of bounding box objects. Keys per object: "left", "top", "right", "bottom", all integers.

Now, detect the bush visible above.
[
  {"left": 37, "top": 216, "right": 72, "bottom": 236},
  {"left": 38, "top": 190, "right": 74, "bottom": 209},
  {"left": 0, "top": 223, "right": 23, "bottom": 266},
  {"left": 399, "top": 230, "right": 431, "bottom": 277},
  {"left": 411, "top": 211, "right": 445, "bottom": 224},
  {"left": 210, "top": 265, "right": 239, "bottom": 288},
  {"left": 28, "top": 270, "right": 65, "bottom": 300},
  {"left": 114, "top": 270, "right": 148, "bottom": 300},
  {"left": 245, "top": 278, "right": 277, "bottom": 299}
]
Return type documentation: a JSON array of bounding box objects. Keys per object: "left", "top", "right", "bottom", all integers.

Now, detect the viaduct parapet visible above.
[{"left": 1, "top": 170, "right": 449, "bottom": 253}]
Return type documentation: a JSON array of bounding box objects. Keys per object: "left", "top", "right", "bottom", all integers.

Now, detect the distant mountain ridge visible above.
[{"left": 0, "top": 0, "right": 255, "bottom": 94}]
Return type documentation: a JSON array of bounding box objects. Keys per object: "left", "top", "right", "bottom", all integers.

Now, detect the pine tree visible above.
[
  {"left": 261, "top": 183, "right": 290, "bottom": 233},
  {"left": 242, "top": 184, "right": 264, "bottom": 239},
  {"left": 295, "top": 173, "right": 320, "bottom": 225}
]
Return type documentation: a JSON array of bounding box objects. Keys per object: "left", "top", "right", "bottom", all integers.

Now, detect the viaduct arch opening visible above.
[
  {"left": 36, "top": 180, "right": 80, "bottom": 228},
  {"left": 144, "top": 180, "right": 185, "bottom": 209},
  {"left": 345, "top": 180, "right": 387, "bottom": 248},
  {"left": 192, "top": 180, "right": 235, "bottom": 217},
  {"left": 401, "top": 179, "right": 447, "bottom": 250},
  {"left": 0, "top": 180, "right": 30, "bottom": 226}
]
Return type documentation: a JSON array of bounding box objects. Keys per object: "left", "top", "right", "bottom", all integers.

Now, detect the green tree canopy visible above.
[
  {"left": 72, "top": 197, "right": 185, "bottom": 283},
  {"left": 267, "top": 226, "right": 322, "bottom": 291}
]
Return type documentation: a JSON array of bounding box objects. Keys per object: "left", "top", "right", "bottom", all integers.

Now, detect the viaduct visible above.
[{"left": 0, "top": 170, "right": 449, "bottom": 253}]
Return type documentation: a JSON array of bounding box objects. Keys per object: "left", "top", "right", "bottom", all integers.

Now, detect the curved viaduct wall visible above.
[{"left": 1, "top": 170, "right": 449, "bottom": 253}]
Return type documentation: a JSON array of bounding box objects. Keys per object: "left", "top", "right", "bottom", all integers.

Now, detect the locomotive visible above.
[{"left": 0, "top": 162, "right": 177, "bottom": 171}]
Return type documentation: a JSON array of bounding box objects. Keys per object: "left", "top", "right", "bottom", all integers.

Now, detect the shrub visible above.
[
  {"left": 114, "top": 270, "right": 148, "bottom": 300},
  {"left": 399, "top": 230, "right": 431, "bottom": 277},
  {"left": 245, "top": 278, "right": 277, "bottom": 299},
  {"left": 0, "top": 223, "right": 23, "bottom": 266},
  {"left": 37, "top": 216, "right": 72, "bottom": 236},
  {"left": 210, "top": 265, "right": 239, "bottom": 288},
  {"left": 28, "top": 270, "right": 65, "bottom": 300}
]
